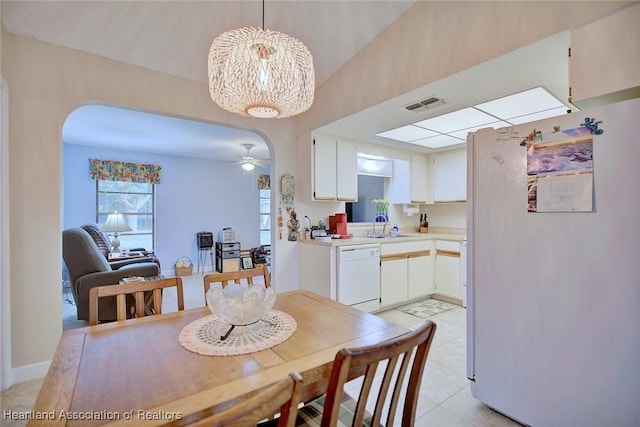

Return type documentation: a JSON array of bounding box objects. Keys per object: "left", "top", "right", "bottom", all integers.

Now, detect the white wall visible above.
[{"left": 63, "top": 144, "right": 266, "bottom": 274}]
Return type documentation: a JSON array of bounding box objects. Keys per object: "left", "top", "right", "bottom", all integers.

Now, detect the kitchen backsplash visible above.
[
  {"left": 420, "top": 203, "right": 467, "bottom": 229},
  {"left": 296, "top": 200, "right": 466, "bottom": 234}
]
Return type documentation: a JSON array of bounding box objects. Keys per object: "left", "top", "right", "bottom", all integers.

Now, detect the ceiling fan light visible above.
[
  {"left": 242, "top": 161, "right": 256, "bottom": 171},
  {"left": 208, "top": 27, "right": 315, "bottom": 119}
]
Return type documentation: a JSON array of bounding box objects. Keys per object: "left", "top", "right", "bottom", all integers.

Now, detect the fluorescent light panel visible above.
[
  {"left": 413, "top": 107, "right": 498, "bottom": 133},
  {"left": 475, "top": 87, "right": 565, "bottom": 119},
  {"left": 376, "top": 87, "right": 572, "bottom": 149},
  {"left": 506, "top": 106, "right": 569, "bottom": 124},
  {"left": 376, "top": 125, "right": 438, "bottom": 142},
  {"left": 411, "top": 135, "right": 465, "bottom": 149},
  {"left": 448, "top": 120, "right": 511, "bottom": 139}
]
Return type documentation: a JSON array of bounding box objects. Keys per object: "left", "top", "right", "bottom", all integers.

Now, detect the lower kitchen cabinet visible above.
[
  {"left": 434, "top": 240, "right": 462, "bottom": 300},
  {"left": 380, "top": 254, "right": 408, "bottom": 307},
  {"left": 380, "top": 240, "right": 432, "bottom": 308},
  {"left": 407, "top": 247, "right": 434, "bottom": 299}
]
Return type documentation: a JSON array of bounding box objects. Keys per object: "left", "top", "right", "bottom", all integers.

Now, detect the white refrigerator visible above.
[{"left": 466, "top": 98, "right": 640, "bottom": 426}]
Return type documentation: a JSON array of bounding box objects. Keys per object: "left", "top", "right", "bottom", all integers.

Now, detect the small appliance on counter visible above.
[
  {"left": 329, "top": 212, "right": 351, "bottom": 238},
  {"left": 311, "top": 229, "right": 328, "bottom": 239}
]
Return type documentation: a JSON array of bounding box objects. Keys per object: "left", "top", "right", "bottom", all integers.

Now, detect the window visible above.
[
  {"left": 96, "top": 180, "right": 155, "bottom": 250},
  {"left": 259, "top": 188, "right": 271, "bottom": 245}
]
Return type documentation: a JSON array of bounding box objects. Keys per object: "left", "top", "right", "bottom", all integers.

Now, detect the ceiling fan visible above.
[{"left": 239, "top": 143, "right": 261, "bottom": 171}]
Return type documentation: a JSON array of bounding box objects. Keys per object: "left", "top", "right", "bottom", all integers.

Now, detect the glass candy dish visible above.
[{"left": 206, "top": 282, "right": 276, "bottom": 340}]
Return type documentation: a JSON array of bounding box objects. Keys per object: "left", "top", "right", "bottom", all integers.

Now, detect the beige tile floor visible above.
[{"left": 2, "top": 274, "right": 522, "bottom": 426}]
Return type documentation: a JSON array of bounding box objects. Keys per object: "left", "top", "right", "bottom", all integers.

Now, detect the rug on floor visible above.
[{"left": 396, "top": 299, "right": 458, "bottom": 319}]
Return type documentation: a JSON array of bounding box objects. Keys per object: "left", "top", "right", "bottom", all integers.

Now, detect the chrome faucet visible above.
[{"left": 371, "top": 214, "right": 389, "bottom": 237}]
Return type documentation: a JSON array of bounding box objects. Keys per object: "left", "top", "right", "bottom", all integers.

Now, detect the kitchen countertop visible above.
[{"left": 299, "top": 227, "right": 466, "bottom": 247}]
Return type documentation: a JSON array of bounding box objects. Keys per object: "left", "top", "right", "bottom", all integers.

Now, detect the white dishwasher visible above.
[{"left": 337, "top": 244, "right": 381, "bottom": 312}]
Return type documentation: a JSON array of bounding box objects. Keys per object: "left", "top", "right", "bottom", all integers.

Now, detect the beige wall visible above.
[
  {"left": 296, "top": 1, "right": 631, "bottom": 135},
  {"left": 1, "top": 0, "right": 630, "bottom": 383},
  {"left": 2, "top": 31, "right": 299, "bottom": 374}
]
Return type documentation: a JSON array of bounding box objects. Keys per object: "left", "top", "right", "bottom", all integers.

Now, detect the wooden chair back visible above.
[
  {"left": 321, "top": 320, "right": 437, "bottom": 427},
  {"left": 203, "top": 264, "right": 271, "bottom": 295},
  {"left": 170, "top": 371, "right": 303, "bottom": 427},
  {"left": 88, "top": 277, "right": 184, "bottom": 325}
]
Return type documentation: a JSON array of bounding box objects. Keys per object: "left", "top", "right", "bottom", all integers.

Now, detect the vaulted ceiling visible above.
[
  {"left": 1, "top": 1, "right": 415, "bottom": 163},
  {"left": 2, "top": 1, "right": 581, "bottom": 161}
]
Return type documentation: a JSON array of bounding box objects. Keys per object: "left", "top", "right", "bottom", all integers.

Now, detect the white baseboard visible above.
[{"left": 7, "top": 360, "right": 50, "bottom": 388}]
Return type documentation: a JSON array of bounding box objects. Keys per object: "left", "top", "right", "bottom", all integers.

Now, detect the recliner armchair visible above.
[
  {"left": 63, "top": 228, "right": 161, "bottom": 322},
  {"left": 80, "top": 223, "right": 161, "bottom": 270}
]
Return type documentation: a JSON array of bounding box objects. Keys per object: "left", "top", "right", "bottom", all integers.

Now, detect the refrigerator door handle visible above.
[{"left": 466, "top": 134, "right": 476, "bottom": 382}]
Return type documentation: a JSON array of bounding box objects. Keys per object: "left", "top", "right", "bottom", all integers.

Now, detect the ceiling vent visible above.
[{"left": 402, "top": 96, "right": 446, "bottom": 113}]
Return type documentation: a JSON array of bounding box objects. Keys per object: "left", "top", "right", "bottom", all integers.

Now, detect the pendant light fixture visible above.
[{"left": 208, "top": 1, "right": 315, "bottom": 119}]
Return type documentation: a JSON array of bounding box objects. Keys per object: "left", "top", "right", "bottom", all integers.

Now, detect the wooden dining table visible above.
[{"left": 28, "top": 290, "right": 409, "bottom": 426}]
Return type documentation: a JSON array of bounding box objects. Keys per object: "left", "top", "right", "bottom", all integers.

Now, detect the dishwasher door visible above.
[{"left": 337, "top": 244, "right": 381, "bottom": 312}]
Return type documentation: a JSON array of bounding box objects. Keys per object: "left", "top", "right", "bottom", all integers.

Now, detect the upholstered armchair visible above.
[
  {"left": 63, "top": 228, "right": 161, "bottom": 321},
  {"left": 81, "top": 223, "right": 161, "bottom": 270}
]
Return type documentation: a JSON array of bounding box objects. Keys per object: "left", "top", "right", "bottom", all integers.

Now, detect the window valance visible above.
[
  {"left": 89, "top": 159, "right": 161, "bottom": 184},
  {"left": 258, "top": 174, "right": 270, "bottom": 190}
]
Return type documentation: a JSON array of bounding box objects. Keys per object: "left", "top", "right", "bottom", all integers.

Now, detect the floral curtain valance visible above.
[
  {"left": 89, "top": 159, "right": 161, "bottom": 184},
  {"left": 258, "top": 174, "right": 270, "bottom": 189}
]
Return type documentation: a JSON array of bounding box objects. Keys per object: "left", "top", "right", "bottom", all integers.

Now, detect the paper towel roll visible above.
[{"left": 403, "top": 204, "right": 419, "bottom": 216}]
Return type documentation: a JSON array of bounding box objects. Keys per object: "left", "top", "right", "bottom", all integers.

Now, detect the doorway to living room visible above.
[{"left": 60, "top": 103, "right": 273, "bottom": 328}]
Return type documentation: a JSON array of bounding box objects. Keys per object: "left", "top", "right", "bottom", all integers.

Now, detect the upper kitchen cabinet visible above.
[
  {"left": 569, "top": 4, "right": 640, "bottom": 110},
  {"left": 297, "top": 133, "right": 357, "bottom": 201},
  {"left": 313, "top": 134, "right": 338, "bottom": 200},
  {"left": 336, "top": 139, "right": 358, "bottom": 201},
  {"left": 410, "top": 154, "right": 429, "bottom": 204},
  {"left": 432, "top": 148, "right": 466, "bottom": 203},
  {"left": 389, "top": 154, "right": 430, "bottom": 204}
]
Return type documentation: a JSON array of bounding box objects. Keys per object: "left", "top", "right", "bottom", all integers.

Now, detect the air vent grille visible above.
[{"left": 402, "top": 96, "right": 445, "bottom": 113}]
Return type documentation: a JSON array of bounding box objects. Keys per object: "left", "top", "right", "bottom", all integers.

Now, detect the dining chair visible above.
[
  {"left": 88, "top": 276, "right": 184, "bottom": 325},
  {"left": 167, "top": 371, "right": 303, "bottom": 427},
  {"left": 203, "top": 263, "right": 271, "bottom": 296},
  {"left": 295, "top": 320, "right": 437, "bottom": 427}
]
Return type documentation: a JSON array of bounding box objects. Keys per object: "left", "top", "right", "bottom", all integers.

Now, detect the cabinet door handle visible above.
[
  {"left": 436, "top": 249, "right": 460, "bottom": 258},
  {"left": 381, "top": 254, "right": 407, "bottom": 262},
  {"left": 407, "top": 250, "right": 431, "bottom": 258}
]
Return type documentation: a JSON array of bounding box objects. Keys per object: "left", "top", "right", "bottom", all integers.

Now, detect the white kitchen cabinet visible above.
[
  {"left": 299, "top": 242, "right": 337, "bottom": 300},
  {"left": 389, "top": 155, "right": 430, "bottom": 204},
  {"left": 313, "top": 134, "right": 338, "bottom": 201},
  {"left": 407, "top": 244, "right": 434, "bottom": 299},
  {"left": 433, "top": 148, "right": 466, "bottom": 203},
  {"left": 569, "top": 4, "right": 640, "bottom": 110},
  {"left": 410, "top": 154, "right": 429, "bottom": 203},
  {"left": 380, "top": 254, "right": 408, "bottom": 307},
  {"left": 336, "top": 139, "right": 358, "bottom": 201},
  {"left": 380, "top": 240, "right": 431, "bottom": 308},
  {"left": 434, "top": 240, "right": 461, "bottom": 300},
  {"left": 305, "top": 134, "right": 357, "bottom": 202},
  {"left": 389, "top": 159, "right": 410, "bottom": 204}
]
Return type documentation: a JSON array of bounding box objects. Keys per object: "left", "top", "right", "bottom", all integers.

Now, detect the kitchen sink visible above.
[{"left": 364, "top": 233, "right": 413, "bottom": 239}]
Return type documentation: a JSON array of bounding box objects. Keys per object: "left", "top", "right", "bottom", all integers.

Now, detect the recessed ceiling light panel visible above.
[
  {"left": 411, "top": 135, "right": 465, "bottom": 149},
  {"left": 506, "top": 106, "right": 570, "bottom": 124},
  {"left": 475, "top": 87, "right": 565, "bottom": 119},
  {"left": 413, "top": 107, "right": 499, "bottom": 133},
  {"left": 376, "top": 125, "right": 438, "bottom": 142},
  {"left": 448, "top": 121, "right": 511, "bottom": 139},
  {"left": 375, "top": 86, "right": 572, "bottom": 150}
]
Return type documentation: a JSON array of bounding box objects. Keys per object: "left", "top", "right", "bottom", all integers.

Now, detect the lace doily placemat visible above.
[{"left": 178, "top": 310, "right": 297, "bottom": 356}]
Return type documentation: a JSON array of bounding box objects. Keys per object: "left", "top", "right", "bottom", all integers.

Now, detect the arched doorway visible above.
[{"left": 60, "top": 103, "right": 273, "bottom": 329}]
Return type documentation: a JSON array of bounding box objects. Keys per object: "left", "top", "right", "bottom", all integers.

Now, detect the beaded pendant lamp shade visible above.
[{"left": 207, "top": 5, "right": 315, "bottom": 119}]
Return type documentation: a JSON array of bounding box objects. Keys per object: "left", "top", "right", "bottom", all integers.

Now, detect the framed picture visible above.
[{"left": 241, "top": 257, "right": 254, "bottom": 270}]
